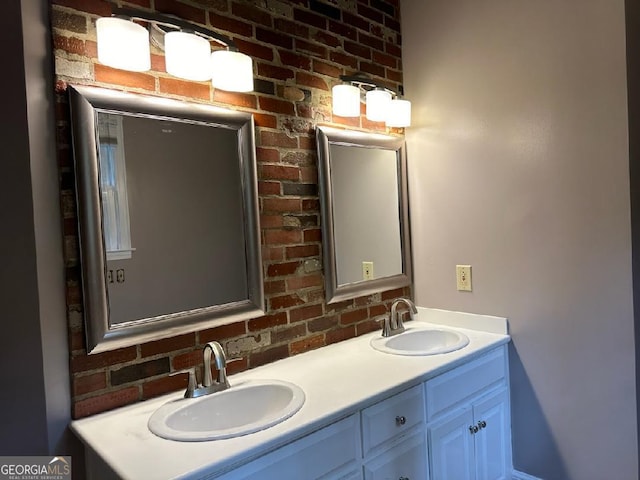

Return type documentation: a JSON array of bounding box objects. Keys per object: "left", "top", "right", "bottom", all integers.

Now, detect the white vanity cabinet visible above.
[
  {"left": 426, "top": 346, "right": 511, "bottom": 480},
  {"left": 215, "top": 414, "right": 362, "bottom": 480},
  {"left": 361, "top": 384, "right": 428, "bottom": 480}
]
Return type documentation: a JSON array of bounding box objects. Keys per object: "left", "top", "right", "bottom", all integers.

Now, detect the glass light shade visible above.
[
  {"left": 385, "top": 98, "right": 412, "bottom": 127},
  {"left": 96, "top": 17, "right": 150, "bottom": 72},
  {"left": 165, "top": 31, "right": 212, "bottom": 81},
  {"left": 210, "top": 50, "right": 254, "bottom": 92},
  {"left": 332, "top": 84, "right": 360, "bottom": 117},
  {"left": 365, "top": 89, "right": 392, "bottom": 122}
]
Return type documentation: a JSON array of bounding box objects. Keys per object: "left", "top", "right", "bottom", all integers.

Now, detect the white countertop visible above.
[{"left": 71, "top": 307, "right": 509, "bottom": 479}]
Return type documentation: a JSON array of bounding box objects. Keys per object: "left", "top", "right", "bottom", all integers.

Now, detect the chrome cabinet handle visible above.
[
  {"left": 395, "top": 415, "right": 407, "bottom": 426},
  {"left": 478, "top": 420, "right": 487, "bottom": 429},
  {"left": 469, "top": 425, "right": 479, "bottom": 434}
]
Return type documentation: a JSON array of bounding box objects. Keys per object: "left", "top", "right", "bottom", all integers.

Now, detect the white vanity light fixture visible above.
[
  {"left": 95, "top": 6, "right": 254, "bottom": 92},
  {"left": 332, "top": 83, "right": 361, "bottom": 117},
  {"left": 96, "top": 17, "right": 151, "bottom": 72},
  {"left": 332, "top": 74, "right": 411, "bottom": 127}
]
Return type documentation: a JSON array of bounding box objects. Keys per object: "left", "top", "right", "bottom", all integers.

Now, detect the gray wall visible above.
[
  {"left": 402, "top": 1, "right": 637, "bottom": 479},
  {"left": 0, "top": 0, "right": 71, "bottom": 456}
]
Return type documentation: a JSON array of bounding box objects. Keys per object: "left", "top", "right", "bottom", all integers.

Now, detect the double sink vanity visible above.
[{"left": 72, "top": 307, "right": 512, "bottom": 480}]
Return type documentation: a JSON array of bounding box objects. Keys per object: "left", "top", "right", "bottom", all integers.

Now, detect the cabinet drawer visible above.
[
  {"left": 426, "top": 346, "right": 506, "bottom": 420},
  {"left": 363, "top": 432, "right": 429, "bottom": 480},
  {"left": 361, "top": 384, "right": 425, "bottom": 457},
  {"left": 216, "top": 414, "right": 361, "bottom": 480}
]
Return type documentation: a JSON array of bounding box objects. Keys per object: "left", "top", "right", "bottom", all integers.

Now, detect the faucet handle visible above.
[{"left": 170, "top": 368, "right": 198, "bottom": 398}]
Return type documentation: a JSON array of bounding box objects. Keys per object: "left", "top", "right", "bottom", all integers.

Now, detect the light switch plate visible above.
[{"left": 456, "top": 265, "right": 472, "bottom": 291}]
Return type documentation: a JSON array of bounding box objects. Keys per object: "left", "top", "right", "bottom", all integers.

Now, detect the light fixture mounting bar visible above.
[
  {"left": 110, "top": 6, "right": 239, "bottom": 51},
  {"left": 339, "top": 74, "right": 398, "bottom": 96}
]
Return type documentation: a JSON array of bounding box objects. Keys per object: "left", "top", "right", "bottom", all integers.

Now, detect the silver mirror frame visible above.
[
  {"left": 68, "top": 85, "right": 264, "bottom": 354},
  {"left": 316, "top": 126, "right": 412, "bottom": 303}
]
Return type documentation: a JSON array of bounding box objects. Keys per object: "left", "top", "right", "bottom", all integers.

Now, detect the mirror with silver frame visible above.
[
  {"left": 316, "top": 126, "right": 412, "bottom": 303},
  {"left": 68, "top": 85, "right": 264, "bottom": 354}
]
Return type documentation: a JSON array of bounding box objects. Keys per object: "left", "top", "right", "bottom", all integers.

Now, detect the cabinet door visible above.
[
  {"left": 363, "top": 432, "right": 428, "bottom": 480},
  {"left": 473, "top": 388, "right": 511, "bottom": 480},
  {"left": 429, "top": 409, "right": 475, "bottom": 480}
]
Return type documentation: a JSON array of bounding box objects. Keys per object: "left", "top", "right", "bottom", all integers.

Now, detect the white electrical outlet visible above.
[
  {"left": 362, "top": 261, "right": 374, "bottom": 280},
  {"left": 456, "top": 265, "right": 472, "bottom": 291}
]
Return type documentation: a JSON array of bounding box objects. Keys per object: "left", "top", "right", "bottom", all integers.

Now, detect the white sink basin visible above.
[
  {"left": 370, "top": 325, "right": 470, "bottom": 356},
  {"left": 148, "top": 379, "right": 305, "bottom": 441}
]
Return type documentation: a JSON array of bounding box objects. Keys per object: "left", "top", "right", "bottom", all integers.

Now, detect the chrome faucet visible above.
[
  {"left": 171, "top": 341, "right": 231, "bottom": 398},
  {"left": 380, "top": 298, "right": 418, "bottom": 337}
]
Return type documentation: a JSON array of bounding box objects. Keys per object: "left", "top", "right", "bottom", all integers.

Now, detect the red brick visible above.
[
  {"left": 356, "top": 319, "right": 381, "bottom": 336},
  {"left": 263, "top": 246, "right": 284, "bottom": 261},
  {"left": 208, "top": 12, "right": 253, "bottom": 36},
  {"left": 301, "top": 166, "right": 318, "bottom": 183},
  {"left": 261, "top": 131, "right": 298, "bottom": 148},
  {"left": 213, "top": 90, "right": 257, "bottom": 108},
  {"left": 264, "top": 279, "right": 287, "bottom": 295},
  {"left": 372, "top": 51, "right": 397, "bottom": 69},
  {"left": 358, "top": 32, "right": 384, "bottom": 51},
  {"left": 274, "top": 19, "right": 309, "bottom": 39},
  {"left": 294, "top": 9, "right": 326, "bottom": 29},
  {"left": 71, "top": 346, "right": 137, "bottom": 373},
  {"left": 259, "top": 97, "right": 296, "bottom": 115},
  {"left": 51, "top": 10, "right": 87, "bottom": 35},
  {"left": 258, "top": 63, "right": 295, "bottom": 81},
  {"left": 341, "top": 12, "right": 369, "bottom": 33},
  {"left": 254, "top": 113, "right": 278, "bottom": 128},
  {"left": 326, "top": 325, "right": 356, "bottom": 345},
  {"left": 257, "top": 28, "right": 293, "bottom": 49},
  {"left": 313, "top": 59, "right": 342, "bottom": 78},
  {"left": 368, "top": 304, "right": 387, "bottom": 317},
  {"left": 94, "top": 64, "right": 155, "bottom": 91},
  {"left": 159, "top": 77, "right": 210, "bottom": 100},
  {"left": 69, "top": 330, "right": 84, "bottom": 352},
  {"left": 304, "top": 228, "right": 322, "bottom": 242},
  {"left": 308, "top": 315, "right": 338, "bottom": 332},
  {"left": 171, "top": 350, "right": 201, "bottom": 370},
  {"left": 286, "top": 244, "right": 319, "bottom": 259},
  {"left": 302, "top": 198, "right": 320, "bottom": 211},
  {"left": 141, "top": 333, "right": 196, "bottom": 357},
  {"left": 358, "top": 4, "right": 383, "bottom": 23},
  {"left": 344, "top": 41, "right": 371, "bottom": 60},
  {"left": 73, "top": 386, "right": 139, "bottom": 418},
  {"left": 256, "top": 147, "right": 280, "bottom": 162},
  {"left": 333, "top": 115, "right": 361, "bottom": 128},
  {"left": 279, "top": 50, "right": 311, "bottom": 70},
  {"left": 386, "top": 42, "right": 402, "bottom": 58},
  {"left": 156, "top": 0, "right": 206, "bottom": 25},
  {"left": 248, "top": 312, "right": 288, "bottom": 331},
  {"left": 53, "top": 0, "right": 111, "bottom": 16},
  {"left": 381, "top": 288, "right": 406, "bottom": 301},
  {"left": 259, "top": 181, "right": 281, "bottom": 195},
  {"left": 330, "top": 51, "right": 358, "bottom": 69},
  {"left": 270, "top": 294, "right": 305, "bottom": 310},
  {"left": 234, "top": 38, "right": 274, "bottom": 62},
  {"left": 311, "top": 30, "right": 341, "bottom": 48},
  {"left": 226, "top": 356, "right": 248, "bottom": 375},
  {"left": 267, "top": 261, "right": 300, "bottom": 277},
  {"left": 231, "top": 2, "right": 272, "bottom": 27},
  {"left": 85, "top": 40, "right": 98, "bottom": 58},
  {"left": 263, "top": 197, "right": 302, "bottom": 213},
  {"left": 295, "top": 39, "right": 328, "bottom": 59},
  {"left": 386, "top": 68, "right": 402, "bottom": 83},
  {"left": 290, "top": 334, "right": 325, "bottom": 355},
  {"left": 249, "top": 344, "right": 289, "bottom": 368},
  {"left": 272, "top": 324, "right": 307, "bottom": 343},
  {"left": 264, "top": 229, "right": 303, "bottom": 245},
  {"left": 296, "top": 72, "right": 328, "bottom": 90},
  {"left": 261, "top": 214, "right": 284, "bottom": 228},
  {"left": 328, "top": 20, "right": 357, "bottom": 41},
  {"left": 290, "top": 303, "right": 323, "bottom": 323},
  {"left": 340, "top": 308, "right": 368, "bottom": 325},
  {"left": 53, "top": 35, "right": 86, "bottom": 56},
  {"left": 142, "top": 374, "right": 186, "bottom": 400},
  {"left": 287, "top": 274, "right": 322, "bottom": 291},
  {"left": 360, "top": 61, "right": 386, "bottom": 78},
  {"left": 199, "top": 321, "right": 247, "bottom": 344},
  {"left": 73, "top": 372, "right": 106, "bottom": 396},
  {"left": 261, "top": 164, "right": 300, "bottom": 181}
]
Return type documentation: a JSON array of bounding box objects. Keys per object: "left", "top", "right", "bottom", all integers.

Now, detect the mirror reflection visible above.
[
  {"left": 69, "top": 85, "right": 264, "bottom": 353},
  {"left": 97, "top": 113, "right": 249, "bottom": 324},
  {"left": 316, "top": 126, "right": 412, "bottom": 304}
]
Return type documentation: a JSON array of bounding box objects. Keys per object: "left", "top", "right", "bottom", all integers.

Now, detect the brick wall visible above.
[{"left": 51, "top": 0, "right": 409, "bottom": 419}]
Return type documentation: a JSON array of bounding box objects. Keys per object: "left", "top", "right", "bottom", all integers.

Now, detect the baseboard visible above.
[{"left": 512, "top": 470, "right": 543, "bottom": 480}]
